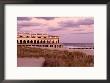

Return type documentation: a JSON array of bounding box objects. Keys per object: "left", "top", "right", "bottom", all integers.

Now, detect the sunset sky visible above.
[{"left": 17, "top": 17, "right": 94, "bottom": 43}]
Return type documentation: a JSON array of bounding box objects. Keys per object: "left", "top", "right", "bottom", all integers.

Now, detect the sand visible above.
[{"left": 17, "top": 57, "right": 45, "bottom": 67}]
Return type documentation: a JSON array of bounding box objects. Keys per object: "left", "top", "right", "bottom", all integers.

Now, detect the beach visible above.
[
  {"left": 17, "top": 57, "right": 45, "bottom": 67},
  {"left": 17, "top": 46, "right": 94, "bottom": 67}
]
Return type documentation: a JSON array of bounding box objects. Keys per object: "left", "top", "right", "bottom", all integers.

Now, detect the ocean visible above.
[{"left": 62, "top": 43, "right": 94, "bottom": 48}]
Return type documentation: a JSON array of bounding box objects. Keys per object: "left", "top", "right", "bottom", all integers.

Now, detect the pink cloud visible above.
[{"left": 17, "top": 17, "right": 94, "bottom": 43}]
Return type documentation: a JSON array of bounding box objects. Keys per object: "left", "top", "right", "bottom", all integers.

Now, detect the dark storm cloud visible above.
[
  {"left": 59, "top": 18, "right": 94, "bottom": 28},
  {"left": 17, "top": 17, "right": 32, "bottom": 21},
  {"left": 35, "top": 17, "right": 55, "bottom": 20}
]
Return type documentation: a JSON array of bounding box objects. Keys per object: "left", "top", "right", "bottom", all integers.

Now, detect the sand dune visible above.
[
  {"left": 17, "top": 46, "right": 94, "bottom": 67},
  {"left": 40, "top": 47, "right": 94, "bottom": 55},
  {"left": 17, "top": 57, "right": 45, "bottom": 67}
]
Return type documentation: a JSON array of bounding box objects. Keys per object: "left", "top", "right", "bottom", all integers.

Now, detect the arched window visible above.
[
  {"left": 56, "top": 41, "right": 57, "bottom": 43},
  {"left": 37, "top": 40, "right": 39, "bottom": 44},
  {"left": 59, "top": 45, "right": 61, "bottom": 48},
  {"left": 27, "top": 40, "right": 29, "bottom": 43},
  {"left": 40, "top": 40, "right": 42, "bottom": 43},
  {"left": 34, "top": 40, "right": 36, "bottom": 44},
  {"left": 58, "top": 40, "right": 59, "bottom": 43},
  {"left": 20, "top": 40, "right": 22, "bottom": 44},
  {"left": 54, "top": 45, "right": 56, "bottom": 48},
  {"left": 30, "top": 40, "right": 33, "bottom": 43},
  {"left": 23, "top": 40, "right": 26, "bottom": 44},
  {"left": 52, "top": 40, "right": 54, "bottom": 43}
]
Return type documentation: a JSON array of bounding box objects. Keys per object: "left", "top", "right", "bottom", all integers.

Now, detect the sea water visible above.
[{"left": 63, "top": 43, "right": 94, "bottom": 48}]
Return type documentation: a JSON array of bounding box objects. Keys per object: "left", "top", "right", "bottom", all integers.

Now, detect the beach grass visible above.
[{"left": 17, "top": 46, "right": 94, "bottom": 67}]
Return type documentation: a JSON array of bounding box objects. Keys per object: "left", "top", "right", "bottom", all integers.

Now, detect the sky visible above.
[{"left": 17, "top": 17, "right": 94, "bottom": 43}]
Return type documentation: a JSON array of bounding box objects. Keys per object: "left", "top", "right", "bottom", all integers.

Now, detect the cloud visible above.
[
  {"left": 73, "top": 29, "right": 85, "bottom": 31},
  {"left": 58, "top": 18, "right": 94, "bottom": 28},
  {"left": 78, "top": 18, "right": 94, "bottom": 25},
  {"left": 17, "top": 22, "right": 41, "bottom": 27},
  {"left": 17, "top": 17, "right": 32, "bottom": 21},
  {"left": 17, "top": 17, "right": 94, "bottom": 34},
  {"left": 48, "top": 27, "right": 65, "bottom": 31},
  {"left": 17, "top": 17, "right": 94, "bottom": 43},
  {"left": 71, "top": 32, "right": 94, "bottom": 34},
  {"left": 35, "top": 17, "right": 55, "bottom": 20},
  {"left": 59, "top": 21, "right": 79, "bottom": 27}
]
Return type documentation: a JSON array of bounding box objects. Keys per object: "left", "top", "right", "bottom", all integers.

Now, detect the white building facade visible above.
[{"left": 17, "top": 33, "right": 63, "bottom": 48}]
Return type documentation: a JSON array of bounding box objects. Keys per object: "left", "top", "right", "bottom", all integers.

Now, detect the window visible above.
[
  {"left": 38, "top": 37, "right": 41, "bottom": 38},
  {"left": 58, "top": 40, "right": 59, "bottom": 43},
  {"left": 20, "top": 40, "right": 22, "bottom": 44},
  {"left": 34, "top": 40, "right": 36, "bottom": 44},
  {"left": 54, "top": 45, "right": 56, "bottom": 48},
  {"left": 26, "top": 36, "right": 29, "bottom": 38},
  {"left": 52, "top": 41, "right": 54, "bottom": 43},
  {"left": 59, "top": 45, "right": 61, "bottom": 48},
  {"left": 30, "top": 40, "right": 33, "bottom": 43},
  {"left": 37, "top": 40, "right": 39, "bottom": 44},
  {"left": 20, "top": 36, "right": 22, "bottom": 37},
  {"left": 56, "top": 41, "right": 57, "bottom": 43},
  {"left": 45, "top": 45, "right": 48, "bottom": 47},
  {"left": 27, "top": 40, "right": 29, "bottom": 43},
  {"left": 32, "top": 36, "right": 35, "bottom": 38},
  {"left": 23, "top": 40, "right": 26, "bottom": 44},
  {"left": 40, "top": 40, "right": 42, "bottom": 43}
]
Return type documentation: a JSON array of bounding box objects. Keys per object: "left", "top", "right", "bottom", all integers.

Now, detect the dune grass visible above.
[{"left": 17, "top": 46, "right": 94, "bottom": 67}]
